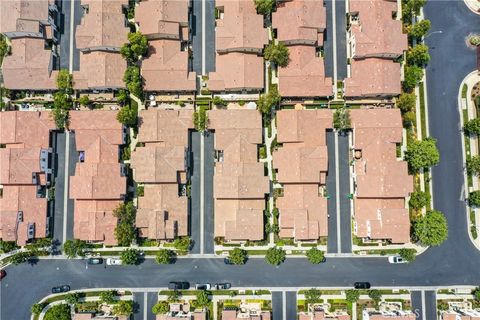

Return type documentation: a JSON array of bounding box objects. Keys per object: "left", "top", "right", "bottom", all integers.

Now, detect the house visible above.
[
  {"left": 73, "top": 0, "right": 129, "bottom": 91},
  {"left": 221, "top": 302, "right": 271, "bottom": 320},
  {"left": 299, "top": 311, "right": 350, "bottom": 320},
  {"left": 272, "top": 0, "right": 332, "bottom": 98},
  {"left": 350, "top": 109, "right": 413, "bottom": 244},
  {"left": 0, "top": 111, "right": 55, "bottom": 245},
  {"left": 155, "top": 302, "right": 206, "bottom": 320},
  {"left": 209, "top": 110, "right": 269, "bottom": 241},
  {"left": 273, "top": 110, "right": 332, "bottom": 241},
  {"left": 0, "top": 0, "right": 58, "bottom": 90},
  {"left": 136, "top": 0, "right": 196, "bottom": 92},
  {"left": 130, "top": 109, "right": 193, "bottom": 240},
  {"left": 69, "top": 111, "right": 127, "bottom": 245},
  {"left": 208, "top": 0, "right": 268, "bottom": 92}
]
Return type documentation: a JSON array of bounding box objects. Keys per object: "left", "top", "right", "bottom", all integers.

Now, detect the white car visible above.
[
  {"left": 388, "top": 256, "right": 407, "bottom": 264},
  {"left": 106, "top": 258, "right": 122, "bottom": 266}
]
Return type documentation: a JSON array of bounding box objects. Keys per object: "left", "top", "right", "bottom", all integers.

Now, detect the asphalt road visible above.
[
  {"left": 410, "top": 291, "right": 423, "bottom": 319},
  {"left": 133, "top": 292, "right": 145, "bottom": 320},
  {"left": 271, "top": 292, "right": 283, "bottom": 320},
  {"left": 338, "top": 132, "right": 352, "bottom": 253},
  {"left": 203, "top": 132, "right": 215, "bottom": 254},
  {"left": 425, "top": 291, "right": 437, "bottom": 320},
  {"left": 327, "top": 130, "right": 339, "bottom": 253},
  {"left": 190, "top": 132, "right": 201, "bottom": 254},
  {"left": 285, "top": 291, "right": 297, "bottom": 320},
  {"left": 191, "top": 0, "right": 215, "bottom": 74},
  {"left": 324, "top": 0, "right": 347, "bottom": 80}
]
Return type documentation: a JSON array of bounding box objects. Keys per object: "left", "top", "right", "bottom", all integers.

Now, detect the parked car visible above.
[
  {"left": 106, "top": 258, "right": 122, "bottom": 266},
  {"left": 223, "top": 258, "right": 234, "bottom": 265},
  {"left": 195, "top": 283, "right": 211, "bottom": 290},
  {"left": 168, "top": 281, "right": 190, "bottom": 290},
  {"left": 388, "top": 256, "right": 407, "bottom": 264},
  {"left": 215, "top": 283, "right": 231, "bottom": 290},
  {"left": 0, "top": 270, "right": 6, "bottom": 280},
  {"left": 87, "top": 258, "right": 104, "bottom": 265},
  {"left": 51, "top": 285, "right": 70, "bottom": 294},
  {"left": 354, "top": 282, "right": 371, "bottom": 289}
]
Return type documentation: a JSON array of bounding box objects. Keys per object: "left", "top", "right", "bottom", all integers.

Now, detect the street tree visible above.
[
  {"left": 31, "top": 303, "right": 45, "bottom": 315},
  {"left": 228, "top": 248, "right": 248, "bottom": 265},
  {"left": 113, "top": 300, "right": 134, "bottom": 316},
  {"left": 399, "top": 248, "right": 417, "bottom": 262},
  {"left": 100, "top": 290, "right": 117, "bottom": 304},
  {"left": 63, "top": 239, "right": 90, "bottom": 258},
  {"left": 404, "top": 138, "right": 440, "bottom": 172},
  {"left": 469, "top": 191, "right": 480, "bottom": 207},
  {"left": 65, "top": 293, "right": 80, "bottom": 305},
  {"left": 464, "top": 118, "right": 480, "bottom": 135},
  {"left": 467, "top": 156, "right": 480, "bottom": 176},
  {"left": 304, "top": 289, "right": 321, "bottom": 305},
  {"left": 120, "top": 248, "right": 140, "bottom": 265},
  {"left": 345, "top": 290, "right": 360, "bottom": 303},
  {"left": 195, "top": 290, "right": 211, "bottom": 308},
  {"left": 155, "top": 249, "right": 176, "bottom": 264},
  {"left": 402, "top": 0, "right": 427, "bottom": 22},
  {"left": 409, "top": 190, "right": 431, "bottom": 210},
  {"left": 254, "top": 0, "right": 275, "bottom": 15},
  {"left": 264, "top": 42, "right": 290, "bottom": 67},
  {"left": 265, "top": 247, "right": 286, "bottom": 266},
  {"left": 333, "top": 108, "right": 351, "bottom": 132},
  {"left": 306, "top": 248, "right": 325, "bottom": 264},
  {"left": 408, "top": 19, "right": 431, "bottom": 38},
  {"left": 413, "top": 210, "right": 448, "bottom": 246},
  {"left": 403, "top": 66, "right": 423, "bottom": 92},
  {"left": 397, "top": 93, "right": 416, "bottom": 113},
  {"left": 152, "top": 301, "right": 169, "bottom": 314},
  {"left": 44, "top": 304, "right": 71, "bottom": 320},
  {"left": 406, "top": 44, "right": 430, "bottom": 66},
  {"left": 8, "top": 252, "right": 31, "bottom": 265}
]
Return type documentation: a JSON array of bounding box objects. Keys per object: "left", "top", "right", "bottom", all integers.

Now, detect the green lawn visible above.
[{"left": 419, "top": 82, "right": 427, "bottom": 139}]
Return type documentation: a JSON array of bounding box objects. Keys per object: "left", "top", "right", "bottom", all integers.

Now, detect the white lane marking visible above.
[
  {"left": 201, "top": 0, "right": 206, "bottom": 75},
  {"left": 421, "top": 290, "right": 426, "bottom": 320},
  {"left": 200, "top": 133, "right": 205, "bottom": 254},
  {"left": 63, "top": 131, "right": 70, "bottom": 243},
  {"left": 143, "top": 292, "right": 148, "bottom": 320},
  {"left": 69, "top": 0, "right": 75, "bottom": 73},
  {"left": 282, "top": 291, "right": 286, "bottom": 320}
]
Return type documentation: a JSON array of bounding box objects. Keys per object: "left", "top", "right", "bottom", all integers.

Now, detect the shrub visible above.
[
  {"left": 173, "top": 236, "right": 192, "bottom": 252},
  {"left": 120, "top": 248, "right": 140, "bottom": 265},
  {"left": 408, "top": 19, "right": 431, "bottom": 38},
  {"left": 469, "top": 191, "right": 480, "bottom": 207},
  {"left": 193, "top": 106, "right": 208, "bottom": 131},
  {"left": 113, "top": 300, "right": 134, "bottom": 316},
  {"left": 65, "top": 293, "right": 80, "bottom": 305},
  {"left": 31, "top": 303, "right": 45, "bottom": 315},
  {"left": 403, "top": 66, "right": 423, "bottom": 92},
  {"left": 469, "top": 35, "right": 480, "bottom": 47},
  {"left": 406, "top": 44, "right": 430, "bottom": 66},
  {"left": 333, "top": 108, "right": 351, "bottom": 131},
  {"left": 464, "top": 118, "right": 480, "bottom": 135},
  {"left": 155, "top": 249, "right": 176, "bottom": 264},
  {"left": 409, "top": 190, "right": 431, "bottom": 209},
  {"left": 368, "top": 289, "right": 382, "bottom": 303},
  {"left": 403, "top": 111, "right": 416, "bottom": 128},
  {"left": 212, "top": 96, "right": 227, "bottom": 107},
  {"left": 265, "top": 247, "right": 286, "bottom": 266},
  {"left": 152, "top": 301, "right": 169, "bottom": 314},
  {"left": 413, "top": 210, "right": 448, "bottom": 246},
  {"left": 56, "top": 69, "right": 73, "bottom": 93},
  {"left": 78, "top": 95, "right": 91, "bottom": 107},
  {"left": 195, "top": 290, "right": 210, "bottom": 308},
  {"left": 397, "top": 93, "right": 416, "bottom": 113},
  {"left": 399, "top": 248, "right": 416, "bottom": 262},
  {"left": 304, "top": 288, "right": 321, "bottom": 304},
  {"left": 228, "top": 248, "right": 248, "bottom": 265},
  {"left": 467, "top": 156, "right": 480, "bottom": 176},
  {"left": 63, "top": 239, "right": 90, "bottom": 258},
  {"left": 306, "top": 248, "right": 325, "bottom": 264},
  {"left": 100, "top": 290, "right": 117, "bottom": 304},
  {"left": 345, "top": 289, "right": 360, "bottom": 302}
]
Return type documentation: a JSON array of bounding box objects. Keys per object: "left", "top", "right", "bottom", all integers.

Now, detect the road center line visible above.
[
  {"left": 69, "top": 0, "right": 75, "bottom": 73},
  {"left": 335, "top": 132, "right": 342, "bottom": 253},
  {"left": 421, "top": 290, "right": 426, "bottom": 320},
  {"left": 62, "top": 131, "right": 70, "bottom": 244},
  {"left": 200, "top": 133, "right": 205, "bottom": 254},
  {"left": 201, "top": 0, "right": 206, "bottom": 75},
  {"left": 282, "top": 291, "right": 286, "bottom": 320},
  {"left": 143, "top": 292, "right": 148, "bottom": 320}
]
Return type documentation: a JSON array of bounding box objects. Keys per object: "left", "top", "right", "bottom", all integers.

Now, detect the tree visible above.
[
  {"left": 195, "top": 290, "right": 211, "bottom": 307},
  {"left": 51, "top": 107, "right": 69, "bottom": 130},
  {"left": 193, "top": 106, "right": 208, "bottom": 131},
  {"left": 413, "top": 210, "right": 448, "bottom": 246},
  {"left": 57, "top": 69, "right": 73, "bottom": 93},
  {"left": 64, "top": 293, "right": 80, "bottom": 305},
  {"left": 31, "top": 303, "right": 45, "bottom": 315},
  {"left": 397, "top": 93, "right": 416, "bottom": 113},
  {"left": 117, "top": 105, "right": 137, "bottom": 127},
  {"left": 399, "top": 248, "right": 416, "bottom": 262},
  {"left": 406, "top": 44, "right": 430, "bottom": 66},
  {"left": 78, "top": 95, "right": 91, "bottom": 107},
  {"left": 345, "top": 289, "right": 360, "bottom": 303},
  {"left": 464, "top": 118, "right": 480, "bottom": 135},
  {"left": 100, "top": 290, "right": 117, "bottom": 304},
  {"left": 53, "top": 91, "right": 73, "bottom": 110},
  {"left": 123, "top": 66, "right": 143, "bottom": 98},
  {"left": 402, "top": 0, "right": 426, "bottom": 22},
  {"left": 469, "top": 191, "right": 480, "bottom": 207},
  {"left": 228, "top": 248, "right": 248, "bottom": 265},
  {"left": 409, "top": 190, "right": 431, "bottom": 210},
  {"left": 368, "top": 290, "right": 382, "bottom": 304},
  {"left": 120, "top": 248, "right": 140, "bottom": 265},
  {"left": 152, "top": 301, "right": 169, "bottom": 314},
  {"left": 173, "top": 236, "right": 192, "bottom": 252},
  {"left": 306, "top": 248, "right": 325, "bottom": 264},
  {"left": 403, "top": 66, "right": 423, "bottom": 92},
  {"left": 155, "top": 249, "right": 176, "bottom": 264},
  {"left": 113, "top": 202, "right": 137, "bottom": 246},
  {"left": 254, "top": 0, "right": 275, "bottom": 15},
  {"left": 265, "top": 247, "right": 286, "bottom": 266},
  {"left": 117, "top": 89, "right": 129, "bottom": 106},
  {"left": 408, "top": 19, "right": 431, "bottom": 38},
  {"left": 113, "top": 300, "right": 134, "bottom": 316},
  {"left": 63, "top": 239, "right": 89, "bottom": 258},
  {"left": 9, "top": 251, "right": 32, "bottom": 265},
  {"left": 467, "top": 156, "right": 480, "bottom": 176},
  {"left": 257, "top": 85, "right": 281, "bottom": 114},
  {"left": 264, "top": 42, "right": 290, "bottom": 67},
  {"left": 212, "top": 96, "right": 227, "bottom": 107},
  {"left": 403, "top": 111, "right": 416, "bottom": 128},
  {"left": 304, "top": 289, "right": 321, "bottom": 305},
  {"left": 404, "top": 138, "right": 440, "bottom": 172},
  {"left": 469, "top": 35, "right": 480, "bottom": 47},
  {"left": 333, "top": 108, "right": 351, "bottom": 131},
  {"left": 473, "top": 287, "right": 480, "bottom": 301},
  {"left": 44, "top": 304, "right": 71, "bottom": 320},
  {"left": 0, "top": 240, "right": 18, "bottom": 253},
  {"left": 0, "top": 35, "right": 8, "bottom": 63},
  {"left": 121, "top": 32, "right": 149, "bottom": 63}
]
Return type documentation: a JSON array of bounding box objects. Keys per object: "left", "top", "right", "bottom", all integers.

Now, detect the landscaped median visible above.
[{"left": 31, "top": 289, "right": 133, "bottom": 320}]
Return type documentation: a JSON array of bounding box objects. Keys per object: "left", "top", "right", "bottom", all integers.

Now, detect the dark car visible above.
[
  {"left": 168, "top": 281, "right": 190, "bottom": 290},
  {"left": 0, "top": 270, "right": 6, "bottom": 280},
  {"left": 354, "top": 282, "right": 371, "bottom": 289},
  {"left": 215, "top": 283, "right": 231, "bottom": 290},
  {"left": 223, "top": 258, "right": 234, "bottom": 265},
  {"left": 51, "top": 285, "right": 71, "bottom": 294},
  {"left": 87, "top": 258, "right": 104, "bottom": 265}
]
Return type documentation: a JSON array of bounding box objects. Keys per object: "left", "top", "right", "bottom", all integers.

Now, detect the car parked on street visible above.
[
  {"left": 87, "top": 258, "right": 104, "bottom": 265},
  {"left": 106, "top": 258, "right": 122, "bottom": 266},
  {"left": 51, "top": 285, "right": 70, "bottom": 294},
  {"left": 388, "top": 256, "right": 407, "bottom": 264},
  {"left": 354, "top": 282, "right": 371, "bottom": 289},
  {"left": 195, "top": 283, "right": 211, "bottom": 290},
  {"left": 168, "top": 281, "right": 190, "bottom": 290},
  {"left": 215, "top": 283, "right": 231, "bottom": 290}
]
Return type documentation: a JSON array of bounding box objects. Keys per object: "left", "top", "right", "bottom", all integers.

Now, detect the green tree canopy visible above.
[
  {"left": 345, "top": 290, "right": 360, "bottom": 303},
  {"left": 51, "top": 107, "right": 70, "bottom": 130},
  {"left": 117, "top": 105, "right": 137, "bottom": 127},
  {"left": 121, "top": 32, "right": 149, "bottom": 63},
  {"left": 265, "top": 247, "right": 286, "bottom": 266},
  {"left": 333, "top": 108, "right": 351, "bottom": 131},
  {"left": 257, "top": 85, "right": 281, "bottom": 114},
  {"left": 228, "top": 248, "right": 248, "bottom": 265},
  {"left": 63, "top": 239, "right": 90, "bottom": 258},
  {"left": 9, "top": 251, "right": 32, "bottom": 265},
  {"left": 53, "top": 92, "right": 73, "bottom": 111},
  {"left": 113, "top": 202, "right": 137, "bottom": 246},
  {"left": 195, "top": 290, "right": 211, "bottom": 307},
  {"left": 44, "top": 304, "right": 71, "bottom": 320},
  {"left": 167, "top": 290, "right": 181, "bottom": 303},
  {"left": 31, "top": 303, "right": 45, "bottom": 315},
  {"left": 56, "top": 69, "right": 73, "bottom": 93},
  {"left": 64, "top": 293, "right": 80, "bottom": 305},
  {"left": 397, "top": 93, "right": 416, "bottom": 113},
  {"left": 408, "top": 19, "right": 431, "bottom": 38},
  {"left": 406, "top": 44, "right": 430, "bottom": 66},
  {"left": 403, "top": 66, "right": 423, "bottom": 92},
  {"left": 193, "top": 106, "right": 208, "bottom": 131},
  {"left": 306, "top": 248, "right": 325, "bottom": 264},
  {"left": 212, "top": 96, "right": 227, "bottom": 107},
  {"left": 78, "top": 95, "right": 91, "bottom": 107},
  {"left": 123, "top": 66, "right": 143, "bottom": 98},
  {"left": 404, "top": 138, "right": 440, "bottom": 172},
  {"left": 173, "top": 236, "right": 192, "bottom": 252},
  {"left": 469, "top": 191, "right": 480, "bottom": 207},
  {"left": 264, "top": 42, "right": 290, "bottom": 67},
  {"left": 413, "top": 210, "right": 448, "bottom": 246},
  {"left": 152, "top": 301, "right": 169, "bottom": 314},
  {"left": 402, "top": 0, "right": 427, "bottom": 23},
  {"left": 100, "top": 290, "right": 117, "bottom": 304},
  {"left": 304, "top": 289, "right": 321, "bottom": 305},
  {"left": 0, "top": 35, "right": 8, "bottom": 63},
  {"left": 113, "top": 300, "right": 134, "bottom": 316},
  {"left": 254, "top": 0, "right": 275, "bottom": 15},
  {"left": 467, "top": 156, "right": 480, "bottom": 176},
  {"left": 464, "top": 118, "right": 480, "bottom": 135},
  {"left": 473, "top": 287, "right": 480, "bottom": 301},
  {"left": 120, "top": 248, "right": 140, "bottom": 265},
  {"left": 399, "top": 248, "right": 416, "bottom": 262},
  {"left": 368, "top": 290, "right": 382, "bottom": 303},
  {"left": 155, "top": 249, "right": 176, "bottom": 264},
  {"left": 117, "top": 89, "right": 129, "bottom": 106},
  {"left": 409, "top": 190, "right": 431, "bottom": 210}
]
